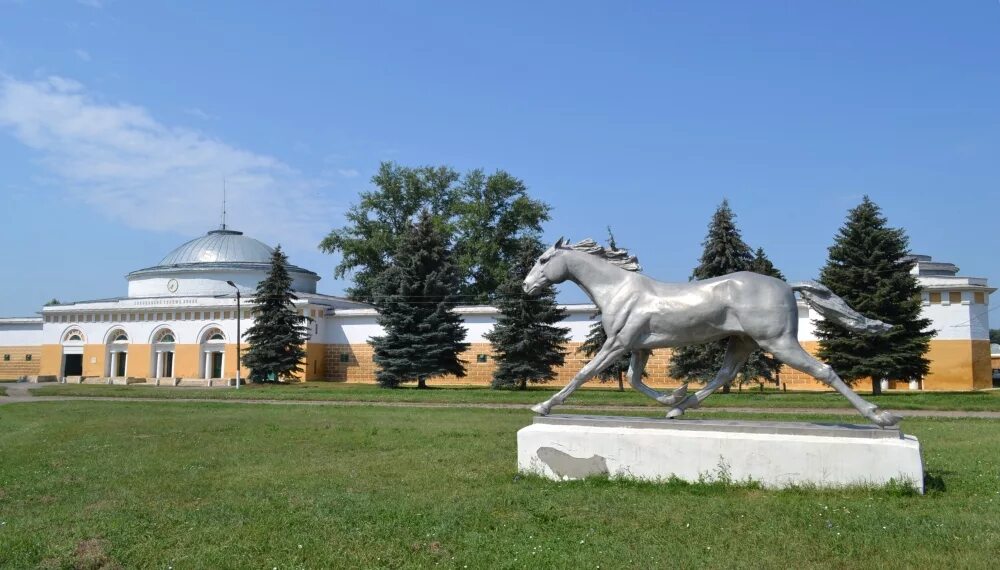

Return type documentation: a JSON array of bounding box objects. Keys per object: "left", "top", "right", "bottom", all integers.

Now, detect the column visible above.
[{"left": 155, "top": 351, "right": 163, "bottom": 379}]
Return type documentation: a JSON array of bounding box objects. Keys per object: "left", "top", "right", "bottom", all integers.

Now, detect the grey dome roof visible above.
[{"left": 159, "top": 229, "right": 273, "bottom": 265}]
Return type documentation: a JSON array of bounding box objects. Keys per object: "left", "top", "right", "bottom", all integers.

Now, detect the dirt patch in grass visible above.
[{"left": 72, "top": 538, "right": 121, "bottom": 570}]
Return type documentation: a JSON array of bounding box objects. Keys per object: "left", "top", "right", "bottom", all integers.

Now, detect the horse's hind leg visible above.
[
  {"left": 627, "top": 350, "right": 687, "bottom": 405},
  {"left": 666, "top": 337, "right": 755, "bottom": 419},
  {"left": 757, "top": 336, "right": 900, "bottom": 427}
]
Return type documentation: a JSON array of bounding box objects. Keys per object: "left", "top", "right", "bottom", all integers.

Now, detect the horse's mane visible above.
[{"left": 562, "top": 238, "right": 641, "bottom": 272}]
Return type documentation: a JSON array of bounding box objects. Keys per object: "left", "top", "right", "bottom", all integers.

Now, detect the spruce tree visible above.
[
  {"left": 485, "top": 238, "right": 570, "bottom": 390},
  {"left": 816, "top": 196, "right": 933, "bottom": 395},
  {"left": 242, "top": 246, "right": 310, "bottom": 382},
  {"left": 370, "top": 210, "right": 469, "bottom": 388},
  {"left": 578, "top": 228, "right": 642, "bottom": 391},
  {"left": 669, "top": 201, "right": 759, "bottom": 392}
]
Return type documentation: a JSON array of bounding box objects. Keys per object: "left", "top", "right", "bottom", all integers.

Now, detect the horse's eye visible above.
[{"left": 539, "top": 256, "right": 549, "bottom": 264}]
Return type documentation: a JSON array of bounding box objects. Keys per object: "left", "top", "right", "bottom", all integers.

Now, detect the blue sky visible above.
[{"left": 1, "top": 1, "right": 998, "bottom": 315}]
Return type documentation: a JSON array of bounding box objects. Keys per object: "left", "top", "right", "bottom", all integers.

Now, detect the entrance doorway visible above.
[
  {"left": 63, "top": 354, "right": 83, "bottom": 376},
  {"left": 113, "top": 352, "right": 127, "bottom": 377},
  {"left": 208, "top": 352, "right": 223, "bottom": 379},
  {"left": 162, "top": 352, "right": 174, "bottom": 377}
]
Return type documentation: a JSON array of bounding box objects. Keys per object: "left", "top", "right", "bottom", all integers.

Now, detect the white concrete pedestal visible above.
[{"left": 518, "top": 415, "right": 924, "bottom": 492}]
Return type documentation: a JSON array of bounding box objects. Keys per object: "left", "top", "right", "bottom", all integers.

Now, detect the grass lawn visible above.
[
  {"left": 33, "top": 381, "right": 1000, "bottom": 411},
  {"left": 1, "top": 402, "right": 998, "bottom": 568}
]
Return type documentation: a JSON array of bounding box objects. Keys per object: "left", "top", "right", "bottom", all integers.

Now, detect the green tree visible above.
[
  {"left": 370, "top": 210, "right": 469, "bottom": 388},
  {"left": 242, "top": 246, "right": 310, "bottom": 383},
  {"left": 484, "top": 238, "right": 570, "bottom": 390},
  {"left": 990, "top": 329, "right": 1000, "bottom": 345},
  {"left": 319, "top": 162, "right": 549, "bottom": 304},
  {"left": 43, "top": 299, "right": 61, "bottom": 306},
  {"left": 319, "top": 162, "right": 461, "bottom": 302},
  {"left": 749, "top": 247, "right": 784, "bottom": 281},
  {"left": 578, "top": 228, "right": 643, "bottom": 391},
  {"left": 816, "top": 196, "right": 934, "bottom": 395},
  {"left": 668, "top": 200, "right": 758, "bottom": 393},
  {"left": 454, "top": 170, "right": 551, "bottom": 304}
]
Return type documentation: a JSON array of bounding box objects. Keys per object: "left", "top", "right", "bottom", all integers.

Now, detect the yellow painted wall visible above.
[
  {"left": 1, "top": 345, "right": 43, "bottom": 378},
  {"left": 971, "top": 340, "right": 992, "bottom": 390},
  {"left": 319, "top": 338, "right": 991, "bottom": 392},
  {"left": 304, "top": 343, "right": 327, "bottom": 381},
  {"left": 82, "top": 344, "right": 105, "bottom": 377},
  {"left": 37, "top": 344, "right": 62, "bottom": 376},
  {"left": 224, "top": 344, "right": 250, "bottom": 379},
  {"left": 172, "top": 344, "right": 201, "bottom": 378},
  {"left": 126, "top": 344, "right": 152, "bottom": 378},
  {"left": 920, "top": 340, "right": 985, "bottom": 391}
]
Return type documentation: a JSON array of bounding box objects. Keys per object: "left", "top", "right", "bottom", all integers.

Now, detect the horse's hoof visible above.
[
  {"left": 666, "top": 407, "right": 684, "bottom": 419},
  {"left": 871, "top": 409, "right": 901, "bottom": 428},
  {"left": 530, "top": 403, "right": 551, "bottom": 416}
]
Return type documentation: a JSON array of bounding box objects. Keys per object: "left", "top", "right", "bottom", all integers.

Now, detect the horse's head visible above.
[{"left": 523, "top": 237, "right": 570, "bottom": 295}]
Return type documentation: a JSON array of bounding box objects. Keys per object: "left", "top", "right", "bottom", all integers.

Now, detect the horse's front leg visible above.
[{"left": 531, "top": 339, "right": 626, "bottom": 415}]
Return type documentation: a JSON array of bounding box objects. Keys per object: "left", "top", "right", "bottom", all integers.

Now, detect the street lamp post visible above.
[{"left": 226, "top": 280, "right": 242, "bottom": 389}]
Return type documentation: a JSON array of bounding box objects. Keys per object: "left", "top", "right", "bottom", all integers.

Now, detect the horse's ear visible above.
[{"left": 554, "top": 237, "right": 564, "bottom": 249}]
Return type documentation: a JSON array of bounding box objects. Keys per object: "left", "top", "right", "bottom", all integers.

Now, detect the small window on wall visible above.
[
  {"left": 25, "top": 354, "right": 32, "bottom": 361},
  {"left": 339, "top": 353, "right": 350, "bottom": 363},
  {"left": 974, "top": 292, "right": 986, "bottom": 304},
  {"left": 2, "top": 354, "right": 9, "bottom": 361},
  {"left": 928, "top": 292, "right": 941, "bottom": 304},
  {"left": 949, "top": 292, "right": 962, "bottom": 304},
  {"left": 476, "top": 354, "right": 489, "bottom": 363}
]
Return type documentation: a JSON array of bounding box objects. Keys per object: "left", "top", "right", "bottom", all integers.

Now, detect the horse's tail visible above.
[{"left": 791, "top": 280, "right": 891, "bottom": 333}]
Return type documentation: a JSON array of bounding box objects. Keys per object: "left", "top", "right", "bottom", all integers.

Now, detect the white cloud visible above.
[
  {"left": 182, "top": 106, "right": 216, "bottom": 120},
  {"left": 337, "top": 168, "right": 360, "bottom": 178},
  {"left": 0, "top": 74, "right": 339, "bottom": 249},
  {"left": 75, "top": 49, "right": 91, "bottom": 62}
]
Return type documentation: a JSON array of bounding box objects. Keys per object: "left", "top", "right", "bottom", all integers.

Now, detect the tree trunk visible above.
[
  {"left": 519, "top": 378, "right": 527, "bottom": 391},
  {"left": 871, "top": 377, "right": 882, "bottom": 396},
  {"left": 721, "top": 383, "right": 731, "bottom": 394},
  {"left": 417, "top": 377, "right": 427, "bottom": 389}
]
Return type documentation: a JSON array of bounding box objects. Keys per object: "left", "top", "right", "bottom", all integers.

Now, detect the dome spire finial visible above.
[{"left": 221, "top": 177, "right": 227, "bottom": 231}]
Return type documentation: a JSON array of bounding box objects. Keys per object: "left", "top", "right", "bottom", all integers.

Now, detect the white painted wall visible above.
[
  {"left": 920, "top": 298, "right": 984, "bottom": 341},
  {"left": 127, "top": 268, "right": 317, "bottom": 298},
  {"left": 0, "top": 320, "right": 43, "bottom": 346}
]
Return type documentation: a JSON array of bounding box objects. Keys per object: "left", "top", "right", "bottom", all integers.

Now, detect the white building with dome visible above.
[{"left": 0, "top": 228, "right": 994, "bottom": 391}]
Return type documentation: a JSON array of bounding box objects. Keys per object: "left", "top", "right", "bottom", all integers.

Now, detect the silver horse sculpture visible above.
[{"left": 522, "top": 238, "right": 901, "bottom": 427}]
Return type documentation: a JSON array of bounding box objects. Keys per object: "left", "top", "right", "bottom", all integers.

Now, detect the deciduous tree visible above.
[{"left": 319, "top": 162, "right": 549, "bottom": 304}]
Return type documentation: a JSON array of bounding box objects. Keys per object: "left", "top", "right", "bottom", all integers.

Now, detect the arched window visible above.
[
  {"left": 201, "top": 327, "right": 226, "bottom": 344},
  {"left": 153, "top": 329, "right": 176, "bottom": 344},
  {"left": 106, "top": 328, "right": 129, "bottom": 344},
  {"left": 62, "top": 328, "right": 85, "bottom": 344}
]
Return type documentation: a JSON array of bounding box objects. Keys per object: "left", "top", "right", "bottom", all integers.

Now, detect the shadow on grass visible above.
[{"left": 923, "top": 470, "right": 948, "bottom": 494}]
